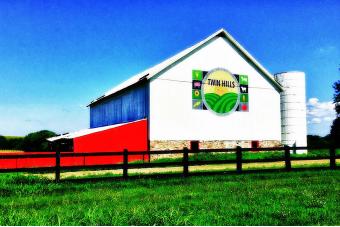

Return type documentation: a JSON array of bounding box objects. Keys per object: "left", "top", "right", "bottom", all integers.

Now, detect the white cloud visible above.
[
  {"left": 323, "top": 117, "right": 333, "bottom": 122},
  {"left": 315, "top": 45, "right": 337, "bottom": 55},
  {"left": 307, "top": 97, "right": 336, "bottom": 136},
  {"left": 307, "top": 98, "right": 335, "bottom": 119},
  {"left": 308, "top": 98, "right": 318, "bottom": 105},
  {"left": 310, "top": 118, "right": 321, "bottom": 124}
]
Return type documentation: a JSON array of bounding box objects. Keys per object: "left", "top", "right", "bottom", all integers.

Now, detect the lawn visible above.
[
  {"left": 146, "top": 148, "right": 340, "bottom": 164},
  {"left": 0, "top": 170, "right": 339, "bottom": 225}
]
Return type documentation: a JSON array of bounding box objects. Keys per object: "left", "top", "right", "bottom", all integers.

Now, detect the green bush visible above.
[
  {"left": 0, "top": 136, "right": 24, "bottom": 150},
  {"left": 0, "top": 136, "right": 7, "bottom": 149},
  {"left": 22, "top": 130, "right": 56, "bottom": 151},
  {"left": 307, "top": 135, "right": 331, "bottom": 148},
  {"left": 6, "top": 137, "right": 24, "bottom": 150}
]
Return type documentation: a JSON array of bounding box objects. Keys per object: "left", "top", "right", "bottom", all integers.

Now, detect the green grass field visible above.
[
  {"left": 4, "top": 136, "right": 24, "bottom": 139},
  {"left": 0, "top": 170, "right": 339, "bottom": 225},
  {"left": 149, "top": 149, "right": 340, "bottom": 163}
]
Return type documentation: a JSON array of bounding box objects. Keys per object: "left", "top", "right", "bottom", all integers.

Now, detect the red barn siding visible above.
[
  {"left": 74, "top": 119, "right": 148, "bottom": 153},
  {"left": 0, "top": 119, "right": 149, "bottom": 170}
]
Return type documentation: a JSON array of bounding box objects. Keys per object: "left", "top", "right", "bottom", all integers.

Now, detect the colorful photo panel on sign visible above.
[
  {"left": 240, "top": 85, "right": 248, "bottom": 93},
  {"left": 192, "top": 80, "right": 202, "bottom": 89},
  {"left": 192, "top": 100, "right": 203, "bottom": 110},
  {"left": 192, "top": 70, "right": 203, "bottom": 110},
  {"left": 237, "top": 103, "right": 249, "bottom": 112},
  {"left": 192, "top": 70, "right": 203, "bottom": 81},
  {"left": 236, "top": 74, "right": 249, "bottom": 112},
  {"left": 239, "top": 75, "right": 248, "bottom": 85},
  {"left": 192, "top": 89, "right": 202, "bottom": 99},
  {"left": 240, "top": 94, "right": 248, "bottom": 102}
]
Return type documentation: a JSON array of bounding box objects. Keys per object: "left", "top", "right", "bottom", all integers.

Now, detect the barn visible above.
[{"left": 48, "top": 28, "right": 307, "bottom": 155}]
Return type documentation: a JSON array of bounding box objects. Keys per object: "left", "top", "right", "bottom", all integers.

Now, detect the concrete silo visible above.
[{"left": 274, "top": 71, "right": 307, "bottom": 153}]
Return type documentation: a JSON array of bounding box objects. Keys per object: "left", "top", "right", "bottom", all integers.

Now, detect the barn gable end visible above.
[
  {"left": 84, "top": 28, "right": 284, "bottom": 150},
  {"left": 148, "top": 35, "right": 282, "bottom": 146}
]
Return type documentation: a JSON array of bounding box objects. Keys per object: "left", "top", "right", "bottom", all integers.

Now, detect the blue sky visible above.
[{"left": 0, "top": 0, "right": 339, "bottom": 136}]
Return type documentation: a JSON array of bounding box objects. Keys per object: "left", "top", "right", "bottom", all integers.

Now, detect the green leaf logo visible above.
[{"left": 205, "top": 93, "right": 238, "bottom": 113}]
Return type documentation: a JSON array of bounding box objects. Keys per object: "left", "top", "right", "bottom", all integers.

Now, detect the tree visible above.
[
  {"left": 22, "top": 130, "right": 56, "bottom": 151},
  {"left": 0, "top": 135, "right": 8, "bottom": 149},
  {"left": 333, "top": 80, "right": 340, "bottom": 117},
  {"left": 330, "top": 80, "right": 340, "bottom": 146},
  {"left": 6, "top": 137, "right": 24, "bottom": 150},
  {"left": 307, "top": 135, "right": 330, "bottom": 148}
]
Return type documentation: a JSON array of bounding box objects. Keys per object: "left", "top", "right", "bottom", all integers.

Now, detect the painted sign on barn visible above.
[{"left": 192, "top": 69, "right": 249, "bottom": 113}]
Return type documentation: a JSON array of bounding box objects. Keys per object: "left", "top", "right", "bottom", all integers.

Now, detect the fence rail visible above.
[{"left": 0, "top": 146, "right": 338, "bottom": 182}]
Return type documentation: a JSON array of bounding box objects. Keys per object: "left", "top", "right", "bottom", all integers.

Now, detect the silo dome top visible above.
[{"left": 274, "top": 71, "right": 306, "bottom": 86}]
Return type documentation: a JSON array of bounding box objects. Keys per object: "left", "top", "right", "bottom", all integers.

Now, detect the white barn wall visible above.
[{"left": 149, "top": 37, "right": 281, "bottom": 142}]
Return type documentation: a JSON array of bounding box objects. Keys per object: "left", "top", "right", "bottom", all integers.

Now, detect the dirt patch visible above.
[
  {"left": 291, "top": 159, "right": 330, "bottom": 166},
  {"left": 36, "top": 159, "right": 335, "bottom": 180},
  {"left": 0, "top": 150, "right": 24, "bottom": 153}
]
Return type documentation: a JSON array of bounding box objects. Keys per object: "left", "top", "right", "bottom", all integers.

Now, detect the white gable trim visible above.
[
  {"left": 88, "top": 28, "right": 282, "bottom": 106},
  {"left": 47, "top": 119, "right": 146, "bottom": 141}
]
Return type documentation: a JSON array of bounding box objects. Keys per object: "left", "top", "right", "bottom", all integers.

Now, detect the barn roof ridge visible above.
[{"left": 88, "top": 28, "right": 283, "bottom": 106}]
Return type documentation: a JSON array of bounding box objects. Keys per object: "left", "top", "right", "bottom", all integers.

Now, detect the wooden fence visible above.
[{"left": 0, "top": 145, "right": 338, "bottom": 183}]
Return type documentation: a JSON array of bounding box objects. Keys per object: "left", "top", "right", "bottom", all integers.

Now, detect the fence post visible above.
[
  {"left": 183, "top": 147, "right": 189, "bottom": 177},
  {"left": 236, "top": 146, "right": 242, "bottom": 173},
  {"left": 123, "top": 149, "right": 128, "bottom": 179},
  {"left": 284, "top": 145, "right": 291, "bottom": 171},
  {"left": 330, "top": 146, "right": 336, "bottom": 170},
  {"left": 55, "top": 144, "right": 61, "bottom": 183},
  {"left": 293, "top": 142, "right": 297, "bottom": 154}
]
